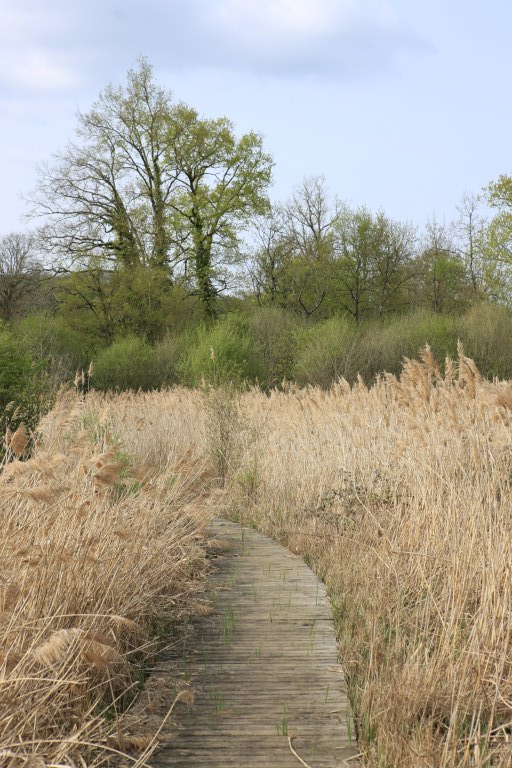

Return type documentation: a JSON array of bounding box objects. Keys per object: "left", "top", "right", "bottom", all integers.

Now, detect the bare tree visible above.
[
  {"left": 454, "top": 192, "right": 487, "bottom": 299},
  {"left": 373, "top": 215, "right": 417, "bottom": 317},
  {"left": 411, "top": 217, "right": 470, "bottom": 313},
  {"left": 249, "top": 210, "right": 289, "bottom": 306},
  {"left": 0, "top": 232, "right": 42, "bottom": 321},
  {"left": 30, "top": 58, "right": 178, "bottom": 273},
  {"left": 282, "top": 175, "right": 338, "bottom": 260}
]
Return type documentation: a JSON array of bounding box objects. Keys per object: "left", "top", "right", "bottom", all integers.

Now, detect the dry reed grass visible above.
[
  {"left": 8, "top": 356, "right": 512, "bottom": 767},
  {"left": 209, "top": 345, "right": 512, "bottom": 767},
  {"left": 0, "top": 387, "right": 213, "bottom": 766}
]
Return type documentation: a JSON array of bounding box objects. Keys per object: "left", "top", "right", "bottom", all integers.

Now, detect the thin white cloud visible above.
[
  {"left": 166, "top": 0, "right": 428, "bottom": 77},
  {"left": 0, "top": 50, "right": 81, "bottom": 92},
  {"left": 212, "top": 0, "right": 354, "bottom": 44},
  {"left": 0, "top": 0, "right": 429, "bottom": 98},
  {"left": 0, "top": 2, "right": 82, "bottom": 94}
]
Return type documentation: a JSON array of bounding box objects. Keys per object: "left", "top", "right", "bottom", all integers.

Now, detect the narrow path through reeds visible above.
[{"left": 153, "top": 518, "right": 359, "bottom": 767}]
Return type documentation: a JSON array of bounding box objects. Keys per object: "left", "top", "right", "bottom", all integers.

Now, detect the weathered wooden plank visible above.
[{"left": 151, "top": 518, "right": 359, "bottom": 767}]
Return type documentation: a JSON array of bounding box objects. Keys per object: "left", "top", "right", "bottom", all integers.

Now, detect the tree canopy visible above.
[{"left": 32, "top": 58, "right": 273, "bottom": 323}]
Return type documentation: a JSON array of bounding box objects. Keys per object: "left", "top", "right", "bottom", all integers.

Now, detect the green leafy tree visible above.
[
  {"left": 32, "top": 58, "right": 177, "bottom": 272},
  {"left": 32, "top": 59, "right": 179, "bottom": 340},
  {"left": 108, "top": 265, "right": 178, "bottom": 342},
  {"left": 32, "top": 59, "right": 273, "bottom": 325},
  {"left": 251, "top": 190, "right": 415, "bottom": 321},
  {"left": 485, "top": 175, "right": 512, "bottom": 261},
  {"left": 55, "top": 263, "right": 117, "bottom": 344},
  {"left": 280, "top": 177, "right": 336, "bottom": 317},
  {"left": 331, "top": 206, "right": 381, "bottom": 321},
  {"left": 328, "top": 207, "right": 417, "bottom": 321},
  {"left": 370, "top": 215, "right": 416, "bottom": 317},
  {"left": 483, "top": 175, "right": 512, "bottom": 302},
  {"left": 167, "top": 106, "right": 273, "bottom": 320}
]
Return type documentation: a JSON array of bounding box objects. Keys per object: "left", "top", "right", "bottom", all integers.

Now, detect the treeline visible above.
[
  {"left": 2, "top": 59, "right": 512, "bottom": 416},
  {"left": 3, "top": 303, "right": 512, "bottom": 409}
]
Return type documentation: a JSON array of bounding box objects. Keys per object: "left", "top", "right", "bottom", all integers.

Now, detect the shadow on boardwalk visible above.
[{"left": 153, "top": 518, "right": 360, "bottom": 767}]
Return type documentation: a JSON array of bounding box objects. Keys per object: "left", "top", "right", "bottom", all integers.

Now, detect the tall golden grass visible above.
[
  {"left": 6, "top": 349, "right": 512, "bottom": 767},
  {"left": 80, "top": 357, "right": 512, "bottom": 766},
  {"left": 0, "top": 387, "right": 212, "bottom": 766},
  {"left": 187, "top": 347, "right": 512, "bottom": 768},
  {"left": 212, "top": 345, "right": 512, "bottom": 767}
]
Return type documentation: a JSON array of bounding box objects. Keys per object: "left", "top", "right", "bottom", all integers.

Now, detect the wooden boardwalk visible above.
[{"left": 154, "top": 519, "right": 359, "bottom": 767}]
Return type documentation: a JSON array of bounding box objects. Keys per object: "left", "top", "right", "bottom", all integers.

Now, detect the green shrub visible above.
[
  {"left": 151, "top": 332, "right": 190, "bottom": 387},
  {"left": 177, "top": 314, "right": 262, "bottom": 387},
  {"left": 0, "top": 327, "right": 32, "bottom": 409},
  {"left": 291, "top": 311, "right": 463, "bottom": 388},
  {"left": 0, "top": 325, "right": 53, "bottom": 433},
  {"left": 458, "top": 303, "right": 512, "bottom": 380},
  {"left": 92, "top": 336, "right": 156, "bottom": 391},
  {"left": 16, "top": 313, "right": 96, "bottom": 380},
  {"left": 293, "top": 316, "right": 364, "bottom": 387},
  {"left": 245, "top": 307, "right": 301, "bottom": 388},
  {"left": 361, "top": 311, "right": 459, "bottom": 380}
]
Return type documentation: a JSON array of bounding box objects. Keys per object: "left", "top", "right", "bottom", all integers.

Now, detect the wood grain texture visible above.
[{"left": 154, "top": 518, "right": 359, "bottom": 767}]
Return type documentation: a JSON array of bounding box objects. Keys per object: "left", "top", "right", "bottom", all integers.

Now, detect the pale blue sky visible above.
[{"left": 0, "top": 0, "right": 510, "bottom": 236}]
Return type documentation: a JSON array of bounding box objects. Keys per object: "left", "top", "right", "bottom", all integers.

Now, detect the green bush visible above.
[
  {"left": 245, "top": 307, "right": 301, "bottom": 388},
  {"left": 16, "top": 313, "right": 96, "bottom": 380},
  {"left": 0, "top": 327, "right": 33, "bottom": 409},
  {"left": 151, "top": 332, "right": 190, "bottom": 387},
  {"left": 92, "top": 336, "right": 156, "bottom": 391},
  {"left": 292, "top": 311, "right": 463, "bottom": 387},
  {"left": 361, "top": 311, "right": 459, "bottom": 380},
  {"left": 293, "top": 316, "right": 364, "bottom": 387},
  {"left": 458, "top": 303, "right": 512, "bottom": 380},
  {"left": 0, "top": 325, "right": 53, "bottom": 433},
  {"left": 177, "top": 314, "right": 262, "bottom": 387}
]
